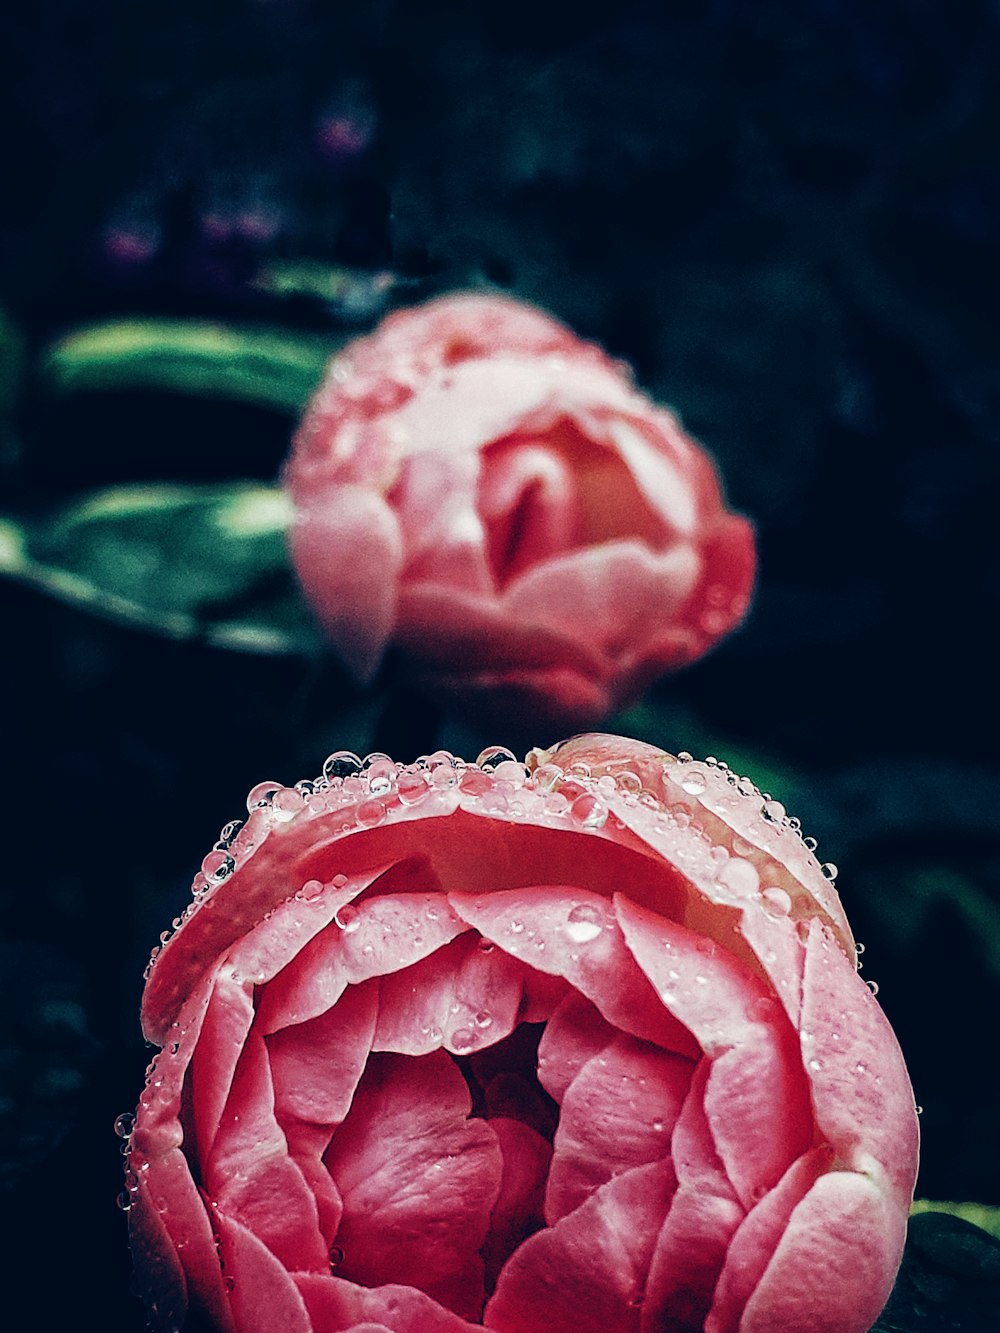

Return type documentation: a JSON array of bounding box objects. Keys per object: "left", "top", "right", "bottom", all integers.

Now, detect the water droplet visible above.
[
  {"left": 246, "top": 780, "right": 282, "bottom": 811},
  {"left": 652, "top": 1119, "right": 665, "bottom": 1132},
  {"left": 803, "top": 835, "right": 818, "bottom": 852},
  {"left": 915, "top": 1105, "right": 923, "bottom": 1115},
  {"left": 397, "top": 769, "right": 432, "bottom": 805},
  {"left": 224, "top": 1276, "right": 235, "bottom": 1293},
  {"left": 820, "top": 862, "right": 839, "bottom": 881},
  {"left": 564, "top": 761, "right": 592, "bottom": 780},
  {"left": 676, "top": 751, "right": 693, "bottom": 763},
  {"left": 736, "top": 776, "right": 757, "bottom": 798},
  {"left": 335, "top": 904, "right": 361, "bottom": 933},
  {"left": 451, "top": 1028, "right": 475, "bottom": 1051},
  {"left": 201, "top": 850, "right": 235, "bottom": 883},
  {"left": 332, "top": 873, "right": 348, "bottom": 888},
  {"left": 478, "top": 939, "right": 495, "bottom": 954},
  {"left": 323, "top": 750, "right": 363, "bottom": 781},
  {"left": 762, "top": 799, "right": 786, "bottom": 823},
  {"left": 365, "top": 758, "right": 398, "bottom": 796},
  {"left": 328, "top": 1244, "right": 344, "bottom": 1271},
  {"left": 760, "top": 887, "right": 792, "bottom": 917},
  {"left": 356, "top": 797, "right": 386, "bottom": 828},
  {"left": 510, "top": 919, "right": 524, "bottom": 934},
  {"left": 271, "top": 787, "right": 305, "bottom": 822},
  {"left": 715, "top": 857, "right": 760, "bottom": 898},
  {"left": 474, "top": 1010, "right": 493, "bottom": 1029},
  {"left": 215, "top": 819, "right": 243, "bottom": 849},
  {"left": 855, "top": 1062, "right": 868, "bottom": 1075},
  {"left": 114, "top": 1112, "right": 135, "bottom": 1139},
  {"left": 571, "top": 793, "right": 608, "bottom": 829},
  {"left": 298, "top": 879, "right": 324, "bottom": 902},
  {"left": 614, "top": 770, "right": 642, "bottom": 797},
  {"left": 808, "top": 1059, "right": 823, "bottom": 1072},
  {"left": 459, "top": 768, "right": 493, "bottom": 797},
  {"left": 115, "top": 1190, "right": 133, "bottom": 1211},
  {"left": 679, "top": 765, "right": 708, "bottom": 796},
  {"left": 531, "top": 762, "right": 563, "bottom": 792},
  {"left": 865, "top": 979, "right": 880, "bottom": 996},
  {"left": 564, "top": 903, "right": 603, "bottom": 943},
  {"left": 477, "top": 745, "right": 518, "bottom": 771},
  {"left": 493, "top": 759, "right": 529, "bottom": 783}
]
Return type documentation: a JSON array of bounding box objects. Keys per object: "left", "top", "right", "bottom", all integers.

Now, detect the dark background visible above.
[{"left": 2, "top": 2, "right": 999, "bottom": 1327}]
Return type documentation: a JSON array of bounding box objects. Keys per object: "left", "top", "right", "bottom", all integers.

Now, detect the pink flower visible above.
[
  {"left": 124, "top": 735, "right": 917, "bottom": 1333},
  {"left": 284, "top": 294, "right": 754, "bottom": 729}
]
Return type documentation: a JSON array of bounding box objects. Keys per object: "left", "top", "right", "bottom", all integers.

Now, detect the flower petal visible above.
[
  {"left": 536, "top": 990, "right": 616, "bottom": 1104},
  {"left": 295, "top": 1274, "right": 482, "bottom": 1332},
  {"left": 482, "top": 1117, "right": 552, "bottom": 1291},
  {"left": 484, "top": 1159, "right": 678, "bottom": 1333},
  {"left": 213, "top": 1211, "right": 313, "bottom": 1333},
  {"left": 324, "top": 1050, "right": 502, "bottom": 1315}
]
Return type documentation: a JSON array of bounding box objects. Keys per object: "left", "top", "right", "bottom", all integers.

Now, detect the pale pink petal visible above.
[
  {"left": 536, "top": 990, "right": 616, "bottom": 1104},
  {"left": 484, "top": 1159, "right": 678, "bottom": 1333},
  {"left": 257, "top": 891, "right": 467, "bottom": 1034},
  {"left": 738, "top": 1172, "right": 906, "bottom": 1333},
  {"left": 450, "top": 885, "right": 699, "bottom": 1056},
  {"left": 295, "top": 1274, "right": 482, "bottom": 1332},
  {"left": 503, "top": 541, "right": 700, "bottom": 665},
  {"left": 799, "top": 918, "right": 919, "bottom": 1208},
  {"left": 641, "top": 1063, "right": 744, "bottom": 1332},
  {"left": 706, "top": 1147, "right": 829, "bottom": 1333},
  {"left": 478, "top": 437, "right": 582, "bottom": 584},
  {"left": 289, "top": 481, "right": 403, "bottom": 683},
  {"left": 204, "top": 1028, "right": 328, "bottom": 1271},
  {"left": 324, "top": 1050, "right": 502, "bottom": 1312},
  {"left": 482, "top": 1117, "right": 552, "bottom": 1291},
  {"left": 546, "top": 1033, "right": 693, "bottom": 1223},
  {"left": 213, "top": 1211, "right": 313, "bottom": 1333},
  {"left": 615, "top": 894, "right": 811, "bottom": 1208},
  {"left": 391, "top": 448, "right": 494, "bottom": 593},
  {"left": 373, "top": 932, "right": 525, "bottom": 1055}
]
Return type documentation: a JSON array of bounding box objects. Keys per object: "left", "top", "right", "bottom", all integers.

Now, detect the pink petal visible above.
[
  {"left": 289, "top": 481, "right": 403, "bottom": 683},
  {"left": 295, "top": 1274, "right": 482, "bottom": 1332},
  {"left": 127, "top": 1155, "right": 191, "bottom": 1333},
  {"left": 706, "top": 1147, "right": 829, "bottom": 1333},
  {"left": 517, "top": 965, "right": 572, "bottom": 1023},
  {"left": 391, "top": 447, "right": 494, "bottom": 594},
  {"left": 799, "top": 918, "right": 919, "bottom": 1209},
  {"left": 373, "top": 931, "right": 525, "bottom": 1055},
  {"left": 482, "top": 1117, "right": 553, "bottom": 1291},
  {"left": 324, "top": 1049, "right": 503, "bottom": 1312},
  {"left": 449, "top": 886, "right": 699, "bottom": 1056},
  {"left": 256, "top": 891, "right": 467, "bottom": 1034},
  {"left": 641, "top": 1062, "right": 744, "bottom": 1332},
  {"left": 546, "top": 1033, "right": 693, "bottom": 1223},
  {"left": 503, "top": 541, "right": 699, "bottom": 665},
  {"left": 598, "top": 411, "right": 699, "bottom": 535},
  {"left": 477, "top": 437, "right": 581, "bottom": 584},
  {"left": 190, "top": 970, "right": 255, "bottom": 1167},
  {"left": 204, "top": 1028, "right": 328, "bottom": 1272},
  {"left": 537, "top": 990, "right": 616, "bottom": 1104},
  {"left": 213, "top": 1211, "right": 313, "bottom": 1333},
  {"left": 738, "top": 1172, "right": 906, "bottom": 1333},
  {"left": 615, "top": 894, "right": 811, "bottom": 1209},
  {"left": 484, "top": 1159, "right": 678, "bottom": 1333}
]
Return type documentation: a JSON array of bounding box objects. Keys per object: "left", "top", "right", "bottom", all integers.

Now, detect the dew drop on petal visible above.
[
  {"left": 328, "top": 1244, "right": 344, "bottom": 1272},
  {"left": 397, "top": 769, "right": 432, "bottom": 805},
  {"left": 116, "top": 1191, "right": 133, "bottom": 1212},
  {"left": 334, "top": 905, "right": 360, "bottom": 933},
  {"left": 564, "top": 903, "right": 603, "bottom": 943},
  {"left": 493, "top": 759, "right": 529, "bottom": 783},
  {"left": 323, "top": 750, "right": 363, "bottom": 781},
  {"left": 762, "top": 799, "right": 786, "bottom": 823},
  {"left": 246, "top": 780, "right": 282, "bottom": 811},
  {"left": 356, "top": 798, "right": 386, "bottom": 828},
  {"left": 571, "top": 793, "right": 608, "bottom": 829},
  {"left": 365, "top": 758, "right": 398, "bottom": 797},
  {"left": 298, "top": 879, "right": 324, "bottom": 902},
  {"left": 803, "top": 836, "right": 818, "bottom": 852},
  {"left": 114, "top": 1112, "right": 135, "bottom": 1139},
  {"left": 865, "top": 979, "right": 880, "bottom": 996},
  {"left": 451, "top": 1028, "right": 476, "bottom": 1051},
  {"left": 271, "top": 788, "right": 305, "bottom": 822},
  {"left": 531, "top": 762, "right": 563, "bottom": 792},
  {"left": 679, "top": 765, "right": 708, "bottom": 796},
  {"left": 676, "top": 751, "right": 693, "bottom": 763},
  {"left": 459, "top": 768, "right": 493, "bottom": 797},
  {"left": 820, "top": 862, "right": 839, "bottom": 881},
  {"left": 477, "top": 745, "right": 518, "bottom": 771},
  {"left": 760, "top": 887, "right": 792, "bottom": 917},
  {"left": 474, "top": 1010, "right": 493, "bottom": 1029}
]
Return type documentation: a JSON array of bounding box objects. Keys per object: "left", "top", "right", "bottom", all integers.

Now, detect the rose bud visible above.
[
  {"left": 122, "top": 735, "right": 917, "bottom": 1333},
  {"left": 283, "top": 293, "right": 755, "bottom": 730}
]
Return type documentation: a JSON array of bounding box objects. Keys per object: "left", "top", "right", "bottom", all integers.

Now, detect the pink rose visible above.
[
  {"left": 284, "top": 294, "right": 754, "bottom": 729},
  {"left": 123, "top": 735, "right": 917, "bottom": 1333}
]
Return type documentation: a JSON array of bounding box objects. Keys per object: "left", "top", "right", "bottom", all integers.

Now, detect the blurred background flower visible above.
[{"left": 1, "top": 1, "right": 999, "bottom": 1328}]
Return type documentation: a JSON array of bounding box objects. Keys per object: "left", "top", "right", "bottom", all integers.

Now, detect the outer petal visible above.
[{"left": 295, "top": 1274, "right": 482, "bottom": 1332}]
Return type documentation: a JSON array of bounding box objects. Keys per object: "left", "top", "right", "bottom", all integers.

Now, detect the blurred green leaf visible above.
[
  {"left": 873, "top": 1211, "right": 1000, "bottom": 1331},
  {"left": 0, "top": 483, "right": 324, "bottom": 654},
  {"left": 911, "top": 1202, "right": 1000, "bottom": 1244},
  {"left": 44, "top": 320, "right": 339, "bottom": 413}
]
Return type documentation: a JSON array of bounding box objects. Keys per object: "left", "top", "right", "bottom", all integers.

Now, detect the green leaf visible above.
[
  {"left": 873, "top": 1210, "right": 1000, "bottom": 1331},
  {"left": 911, "top": 1201, "right": 1000, "bottom": 1245},
  {"left": 44, "top": 320, "right": 339, "bottom": 413},
  {"left": 0, "top": 483, "right": 324, "bottom": 654}
]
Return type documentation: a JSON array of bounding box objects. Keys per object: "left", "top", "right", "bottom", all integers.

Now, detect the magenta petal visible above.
[
  {"left": 127, "top": 1155, "right": 190, "bottom": 1333},
  {"left": 449, "top": 886, "right": 699, "bottom": 1055},
  {"left": 546, "top": 1033, "right": 693, "bottom": 1224},
  {"left": 205, "top": 1028, "right": 328, "bottom": 1272},
  {"left": 485, "top": 1159, "right": 678, "bottom": 1333},
  {"left": 324, "top": 1049, "right": 502, "bottom": 1311},
  {"left": 213, "top": 1211, "right": 313, "bottom": 1333},
  {"left": 373, "top": 932, "right": 524, "bottom": 1056},
  {"left": 257, "top": 890, "right": 467, "bottom": 1034},
  {"left": 739, "top": 1172, "right": 906, "bottom": 1333},
  {"left": 615, "top": 894, "right": 811, "bottom": 1208},
  {"left": 706, "top": 1147, "right": 828, "bottom": 1333},
  {"left": 641, "top": 1063, "right": 744, "bottom": 1332},
  {"left": 482, "top": 1116, "right": 553, "bottom": 1290},
  {"left": 295, "top": 1274, "right": 482, "bottom": 1332},
  {"left": 536, "top": 990, "right": 615, "bottom": 1104}
]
